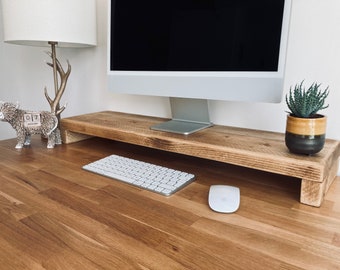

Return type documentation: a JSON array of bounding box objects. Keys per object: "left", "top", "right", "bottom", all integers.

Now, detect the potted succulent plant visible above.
[{"left": 285, "top": 81, "right": 329, "bottom": 155}]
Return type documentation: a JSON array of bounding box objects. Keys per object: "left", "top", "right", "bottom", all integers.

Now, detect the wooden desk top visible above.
[{"left": 1, "top": 136, "right": 340, "bottom": 269}]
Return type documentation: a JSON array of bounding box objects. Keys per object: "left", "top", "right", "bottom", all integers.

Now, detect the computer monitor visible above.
[{"left": 107, "top": 0, "right": 292, "bottom": 134}]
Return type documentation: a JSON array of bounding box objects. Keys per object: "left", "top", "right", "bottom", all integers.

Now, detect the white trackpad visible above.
[{"left": 208, "top": 185, "right": 240, "bottom": 213}]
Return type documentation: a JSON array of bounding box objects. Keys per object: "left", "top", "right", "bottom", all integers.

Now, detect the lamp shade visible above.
[{"left": 1, "top": 0, "right": 97, "bottom": 47}]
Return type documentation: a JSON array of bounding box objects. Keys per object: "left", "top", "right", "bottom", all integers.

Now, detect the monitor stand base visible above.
[
  {"left": 151, "top": 119, "right": 213, "bottom": 135},
  {"left": 150, "top": 97, "right": 213, "bottom": 135}
]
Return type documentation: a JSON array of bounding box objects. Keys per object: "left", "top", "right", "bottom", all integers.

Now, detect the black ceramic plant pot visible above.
[{"left": 285, "top": 114, "right": 326, "bottom": 155}]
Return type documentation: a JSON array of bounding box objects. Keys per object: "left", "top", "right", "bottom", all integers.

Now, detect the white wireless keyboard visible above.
[{"left": 83, "top": 154, "right": 195, "bottom": 196}]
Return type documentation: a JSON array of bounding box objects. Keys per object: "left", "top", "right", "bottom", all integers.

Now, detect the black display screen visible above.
[{"left": 110, "top": 0, "right": 285, "bottom": 72}]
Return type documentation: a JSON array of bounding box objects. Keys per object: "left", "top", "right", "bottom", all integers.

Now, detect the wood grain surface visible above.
[{"left": 0, "top": 136, "right": 340, "bottom": 269}]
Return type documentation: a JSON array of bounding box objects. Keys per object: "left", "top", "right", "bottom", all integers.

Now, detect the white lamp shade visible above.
[{"left": 1, "top": 0, "right": 97, "bottom": 47}]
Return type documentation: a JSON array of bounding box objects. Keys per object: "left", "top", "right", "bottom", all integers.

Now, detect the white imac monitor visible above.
[{"left": 108, "top": 0, "right": 292, "bottom": 134}]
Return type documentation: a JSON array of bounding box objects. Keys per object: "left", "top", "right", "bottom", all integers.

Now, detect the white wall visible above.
[{"left": 1, "top": 1, "right": 340, "bottom": 143}]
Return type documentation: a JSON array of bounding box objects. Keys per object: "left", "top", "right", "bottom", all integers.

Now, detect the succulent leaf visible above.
[{"left": 285, "top": 81, "right": 329, "bottom": 118}]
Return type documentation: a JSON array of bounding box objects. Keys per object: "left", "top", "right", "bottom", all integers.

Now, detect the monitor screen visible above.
[
  {"left": 108, "top": 0, "right": 291, "bottom": 103},
  {"left": 111, "top": 0, "right": 284, "bottom": 73},
  {"left": 107, "top": 0, "right": 292, "bottom": 134}
]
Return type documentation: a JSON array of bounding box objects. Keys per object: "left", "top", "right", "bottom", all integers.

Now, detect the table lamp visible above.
[{"left": 1, "top": 0, "right": 97, "bottom": 143}]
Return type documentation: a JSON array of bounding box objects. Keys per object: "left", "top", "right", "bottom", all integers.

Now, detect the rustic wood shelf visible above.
[{"left": 61, "top": 111, "right": 340, "bottom": 207}]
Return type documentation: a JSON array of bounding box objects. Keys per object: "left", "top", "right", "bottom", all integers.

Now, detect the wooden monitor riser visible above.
[{"left": 61, "top": 111, "right": 340, "bottom": 207}]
